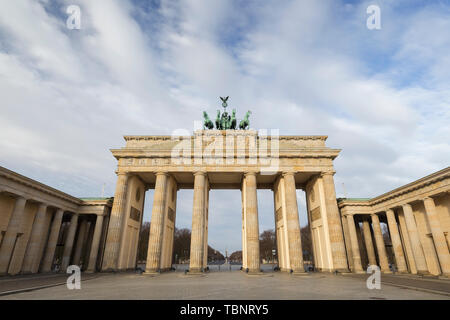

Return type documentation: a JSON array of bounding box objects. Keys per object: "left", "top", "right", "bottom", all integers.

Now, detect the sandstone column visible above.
[
  {"left": 86, "top": 215, "right": 104, "bottom": 273},
  {"left": 341, "top": 215, "right": 354, "bottom": 271},
  {"left": 423, "top": 197, "right": 450, "bottom": 276},
  {"left": 346, "top": 215, "right": 363, "bottom": 273},
  {"left": 283, "top": 172, "right": 305, "bottom": 273},
  {"left": 102, "top": 172, "right": 130, "bottom": 271},
  {"left": 41, "top": 209, "right": 64, "bottom": 272},
  {"left": 61, "top": 214, "right": 79, "bottom": 271},
  {"left": 244, "top": 172, "right": 260, "bottom": 273},
  {"left": 72, "top": 219, "right": 88, "bottom": 266},
  {"left": 321, "top": 172, "right": 349, "bottom": 272},
  {"left": 362, "top": 219, "right": 377, "bottom": 266},
  {"left": 0, "top": 196, "right": 27, "bottom": 275},
  {"left": 402, "top": 204, "right": 428, "bottom": 274},
  {"left": 189, "top": 172, "right": 206, "bottom": 273},
  {"left": 22, "top": 203, "right": 48, "bottom": 273},
  {"left": 386, "top": 209, "right": 408, "bottom": 273},
  {"left": 145, "top": 172, "right": 168, "bottom": 273},
  {"left": 398, "top": 211, "right": 417, "bottom": 274},
  {"left": 371, "top": 214, "right": 391, "bottom": 273}
]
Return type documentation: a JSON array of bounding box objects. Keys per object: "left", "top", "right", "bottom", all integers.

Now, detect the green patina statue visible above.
[
  {"left": 202, "top": 111, "right": 214, "bottom": 129},
  {"left": 239, "top": 110, "right": 251, "bottom": 130},
  {"left": 203, "top": 97, "right": 250, "bottom": 130}
]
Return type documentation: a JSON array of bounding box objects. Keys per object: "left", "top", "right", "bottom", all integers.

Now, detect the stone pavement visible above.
[
  {"left": 0, "top": 272, "right": 100, "bottom": 296},
  {"left": 1, "top": 270, "right": 449, "bottom": 300}
]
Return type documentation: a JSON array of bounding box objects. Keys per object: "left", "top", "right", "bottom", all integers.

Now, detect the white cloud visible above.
[{"left": 0, "top": 0, "right": 449, "bottom": 253}]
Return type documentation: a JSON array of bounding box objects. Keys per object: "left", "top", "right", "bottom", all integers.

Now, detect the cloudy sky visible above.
[{"left": 1, "top": 0, "right": 449, "bottom": 254}]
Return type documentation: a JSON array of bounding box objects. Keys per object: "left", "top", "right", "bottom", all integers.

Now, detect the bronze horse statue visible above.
[
  {"left": 239, "top": 110, "right": 251, "bottom": 130},
  {"left": 203, "top": 111, "right": 214, "bottom": 129}
]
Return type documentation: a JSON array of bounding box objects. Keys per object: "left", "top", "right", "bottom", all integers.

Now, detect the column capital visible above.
[
  {"left": 281, "top": 171, "right": 296, "bottom": 178},
  {"left": 155, "top": 171, "right": 169, "bottom": 177},
  {"left": 385, "top": 208, "right": 394, "bottom": 214},
  {"left": 423, "top": 196, "right": 434, "bottom": 201},
  {"left": 244, "top": 171, "right": 258, "bottom": 177},
  {"left": 320, "top": 171, "right": 336, "bottom": 177},
  {"left": 402, "top": 203, "right": 412, "bottom": 209},
  {"left": 193, "top": 171, "right": 207, "bottom": 177}
]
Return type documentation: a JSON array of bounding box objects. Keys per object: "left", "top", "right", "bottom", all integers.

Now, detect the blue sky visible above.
[{"left": 0, "top": 0, "right": 449, "bottom": 254}]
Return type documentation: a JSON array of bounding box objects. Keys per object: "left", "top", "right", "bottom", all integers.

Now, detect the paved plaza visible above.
[{"left": 1, "top": 267, "right": 449, "bottom": 300}]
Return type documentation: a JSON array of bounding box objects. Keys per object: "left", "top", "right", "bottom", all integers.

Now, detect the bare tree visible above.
[{"left": 259, "top": 229, "right": 276, "bottom": 262}]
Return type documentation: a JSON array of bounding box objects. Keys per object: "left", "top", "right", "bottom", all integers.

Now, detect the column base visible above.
[
  {"left": 188, "top": 268, "right": 204, "bottom": 274},
  {"left": 292, "top": 271, "right": 309, "bottom": 276},
  {"left": 351, "top": 269, "right": 365, "bottom": 274},
  {"left": 84, "top": 270, "right": 96, "bottom": 274},
  {"left": 143, "top": 270, "right": 160, "bottom": 276}
]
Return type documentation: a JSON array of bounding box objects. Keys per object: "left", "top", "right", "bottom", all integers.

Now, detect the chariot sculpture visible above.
[{"left": 203, "top": 97, "right": 251, "bottom": 130}]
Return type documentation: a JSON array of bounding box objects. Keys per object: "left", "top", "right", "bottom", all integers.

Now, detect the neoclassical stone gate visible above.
[{"left": 101, "top": 130, "right": 349, "bottom": 274}]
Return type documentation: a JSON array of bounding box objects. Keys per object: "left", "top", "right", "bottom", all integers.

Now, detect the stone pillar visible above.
[
  {"left": 283, "top": 172, "right": 304, "bottom": 273},
  {"left": 145, "top": 172, "right": 169, "bottom": 273},
  {"left": 362, "top": 219, "right": 377, "bottom": 267},
  {"left": 398, "top": 211, "right": 417, "bottom": 274},
  {"left": 244, "top": 172, "right": 260, "bottom": 273},
  {"left": 86, "top": 215, "right": 104, "bottom": 273},
  {"left": 371, "top": 214, "right": 391, "bottom": 273},
  {"left": 0, "top": 196, "right": 27, "bottom": 275},
  {"left": 41, "top": 209, "right": 64, "bottom": 272},
  {"left": 22, "top": 204, "right": 48, "bottom": 273},
  {"left": 402, "top": 204, "right": 428, "bottom": 274},
  {"left": 321, "top": 172, "right": 349, "bottom": 272},
  {"left": 102, "top": 172, "right": 130, "bottom": 271},
  {"left": 203, "top": 180, "right": 209, "bottom": 269},
  {"left": 61, "top": 214, "right": 79, "bottom": 271},
  {"left": 72, "top": 219, "right": 88, "bottom": 267},
  {"left": 423, "top": 197, "right": 450, "bottom": 276},
  {"left": 341, "top": 215, "right": 354, "bottom": 271},
  {"left": 346, "top": 215, "right": 363, "bottom": 273},
  {"left": 386, "top": 209, "right": 408, "bottom": 273},
  {"left": 189, "top": 172, "right": 206, "bottom": 273}
]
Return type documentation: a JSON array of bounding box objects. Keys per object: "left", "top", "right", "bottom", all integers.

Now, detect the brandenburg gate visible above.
[{"left": 100, "top": 100, "right": 350, "bottom": 274}]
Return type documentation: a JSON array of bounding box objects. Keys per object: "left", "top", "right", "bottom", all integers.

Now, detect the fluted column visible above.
[
  {"left": 189, "top": 172, "right": 206, "bottom": 273},
  {"left": 398, "top": 211, "right": 417, "bottom": 274},
  {"left": 371, "top": 214, "right": 391, "bottom": 273},
  {"left": 41, "top": 209, "right": 64, "bottom": 272},
  {"left": 386, "top": 209, "right": 408, "bottom": 273},
  {"left": 0, "top": 196, "right": 27, "bottom": 275},
  {"left": 362, "top": 219, "right": 377, "bottom": 266},
  {"left": 321, "top": 172, "right": 349, "bottom": 271},
  {"left": 72, "top": 219, "right": 88, "bottom": 266},
  {"left": 423, "top": 197, "right": 450, "bottom": 276},
  {"left": 102, "top": 172, "right": 130, "bottom": 271},
  {"left": 86, "top": 215, "right": 104, "bottom": 272},
  {"left": 244, "top": 172, "right": 260, "bottom": 273},
  {"left": 346, "top": 215, "right": 363, "bottom": 273},
  {"left": 283, "top": 172, "right": 304, "bottom": 273},
  {"left": 22, "top": 203, "right": 48, "bottom": 273},
  {"left": 145, "top": 172, "right": 169, "bottom": 273},
  {"left": 341, "top": 215, "right": 354, "bottom": 271},
  {"left": 402, "top": 204, "right": 428, "bottom": 274},
  {"left": 61, "top": 214, "right": 79, "bottom": 271}
]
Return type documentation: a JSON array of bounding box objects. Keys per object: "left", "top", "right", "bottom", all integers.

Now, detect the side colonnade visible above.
[
  {"left": 339, "top": 167, "right": 450, "bottom": 277},
  {"left": 0, "top": 166, "right": 112, "bottom": 275}
]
